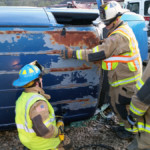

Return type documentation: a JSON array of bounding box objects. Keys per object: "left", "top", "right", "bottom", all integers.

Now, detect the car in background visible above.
[{"left": 123, "top": 0, "right": 150, "bottom": 50}]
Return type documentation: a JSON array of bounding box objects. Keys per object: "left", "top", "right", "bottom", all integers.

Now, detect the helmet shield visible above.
[{"left": 100, "top": 6, "right": 106, "bottom": 20}]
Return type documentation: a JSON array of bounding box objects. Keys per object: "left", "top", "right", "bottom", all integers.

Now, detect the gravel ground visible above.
[
  {"left": 0, "top": 114, "right": 131, "bottom": 150},
  {"left": 66, "top": 116, "right": 130, "bottom": 150}
]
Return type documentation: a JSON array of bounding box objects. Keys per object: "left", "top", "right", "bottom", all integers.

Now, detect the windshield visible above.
[
  {"left": 144, "top": 1, "right": 150, "bottom": 15},
  {"left": 0, "top": 0, "right": 64, "bottom": 7},
  {"left": 127, "top": 2, "right": 139, "bottom": 14}
]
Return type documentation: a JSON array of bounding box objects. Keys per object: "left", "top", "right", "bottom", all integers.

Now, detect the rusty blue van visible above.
[{"left": 0, "top": 6, "right": 148, "bottom": 129}]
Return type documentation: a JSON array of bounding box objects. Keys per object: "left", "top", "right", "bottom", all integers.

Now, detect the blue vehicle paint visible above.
[
  {"left": 0, "top": 6, "right": 148, "bottom": 129},
  {"left": 0, "top": 7, "right": 101, "bottom": 128},
  {"left": 121, "top": 12, "right": 148, "bottom": 61}
]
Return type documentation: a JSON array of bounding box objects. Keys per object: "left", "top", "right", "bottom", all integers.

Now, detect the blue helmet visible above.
[{"left": 13, "top": 64, "right": 41, "bottom": 87}]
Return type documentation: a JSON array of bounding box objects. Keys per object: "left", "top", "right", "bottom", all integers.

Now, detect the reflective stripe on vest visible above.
[
  {"left": 109, "top": 74, "right": 141, "bottom": 87},
  {"left": 16, "top": 124, "right": 34, "bottom": 133},
  {"left": 115, "top": 25, "right": 138, "bottom": 52},
  {"left": 102, "top": 24, "right": 140, "bottom": 71},
  {"left": 130, "top": 101, "right": 146, "bottom": 116},
  {"left": 44, "top": 114, "right": 55, "bottom": 127},
  {"left": 136, "top": 78, "right": 144, "bottom": 90},
  {"left": 16, "top": 94, "right": 55, "bottom": 133},
  {"left": 103, "top": 53, "right": 139, "bottom": 63}
]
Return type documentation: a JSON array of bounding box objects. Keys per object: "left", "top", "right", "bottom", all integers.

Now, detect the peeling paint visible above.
[
  {"left": 0, "top": 8, "right": 102, "bottom": 127},
  {"left": 49, "top": 64, "right": 91, "bottom": 72},
  {"left": 49, "top": 59, "right": 100, "bottom": 87},
  {"left": 44, "top": 31, "right": 100, "bottom": 48},
  {"left": 44, "top": 83, "right": 89, "bottom": 90},
  {"left": 0, "top": 30, "right": 100, "bottom": 50},
  {"left": 0, "top": 50, "right": 60, "bottom": 56},
  {"left": 51, "top": 96, "right": 97, "bottom": 110},
  {"left": 51, "top": 98, "right": 89, "bottom": 105}
]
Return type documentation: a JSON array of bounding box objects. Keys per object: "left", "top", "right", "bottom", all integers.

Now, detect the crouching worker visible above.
[
  {"left": 13, "top": 62, "right": 72, "bottom": 150},
  {"left": 127, "top": 59, "right": 150, "bottom": 150}
]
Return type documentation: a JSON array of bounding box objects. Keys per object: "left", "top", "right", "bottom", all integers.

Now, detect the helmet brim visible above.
[{"left": 13, "top": 79, "right": 31, "bottom": 87}]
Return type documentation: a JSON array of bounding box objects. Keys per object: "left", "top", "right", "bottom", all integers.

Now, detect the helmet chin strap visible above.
[
  {"left": 38, "top": 80, "right": 42, "bottom": 88},
  {"left": 107, "top": 21, "right": 116, "bottom": 31},
  {"left": 109, "top": 17, "right": 120, "bottom": 31},
  {"left": 112, "top": 22, "right": 116, "bottom": 28}
]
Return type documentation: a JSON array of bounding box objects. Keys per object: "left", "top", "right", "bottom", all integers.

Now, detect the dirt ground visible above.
[
  {"left": 66, "top": 116, "right": 131, "bottom": 150},
  {"left": 0, "top": 113, "right": 132, "bottom": 150}
]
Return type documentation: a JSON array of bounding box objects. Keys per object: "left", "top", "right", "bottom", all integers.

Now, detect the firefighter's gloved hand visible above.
[
  {"left": 60, "top": 47, "right": 73, "bottom": 59},
  {"left": 29, "top": 60, "right": 49, "bottom": 75},
  {"left": 57, "top": 120, "right": 64, "bottom": 141},
  {"left": 99, "top": 39, "right": 104, "bottom": 44},
  {"left": 127, "top": 115, "right": 137, "bottom": 126}
]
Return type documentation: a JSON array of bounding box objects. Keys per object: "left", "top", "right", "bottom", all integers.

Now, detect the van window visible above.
[
  {"left": 144, "top": 1, "right": 150, "bottom": 15},
  {"left": 127, "top": 2, "right": 139, "bottom": 14}
]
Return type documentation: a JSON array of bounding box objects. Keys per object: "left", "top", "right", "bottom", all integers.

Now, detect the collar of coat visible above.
[
  {"left": 107, "top": 20, "right": 123, "bottom": 36},
  {"left": 24, "top": 86, "right": 51, "bottom": 100}
]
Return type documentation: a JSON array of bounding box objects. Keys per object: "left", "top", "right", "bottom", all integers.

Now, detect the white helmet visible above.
[{"left": 100, "top": 1, "right": 126, "bottom": 26}]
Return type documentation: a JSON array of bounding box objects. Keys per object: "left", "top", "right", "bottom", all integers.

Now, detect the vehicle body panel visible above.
[
  {"left": 0, "top": 7, "right": 148, "bottom": 129},
  {"left": 0, "top": 7, "right": 101, "bottom": 128},
  {"left": 121, "top": 12, "right": 148, "bottom": 61}
]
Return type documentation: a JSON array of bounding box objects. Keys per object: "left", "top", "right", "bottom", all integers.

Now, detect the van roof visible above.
[{"left": 0, "top": 7, "right": 50, "bottom": 27}]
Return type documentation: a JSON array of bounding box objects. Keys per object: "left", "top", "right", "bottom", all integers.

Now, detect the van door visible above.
[{"left": 0, "top": 7, "right": 101, "bottom": 128}]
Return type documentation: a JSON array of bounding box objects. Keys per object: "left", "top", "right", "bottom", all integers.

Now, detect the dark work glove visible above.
[
  {"left": 60, "top": 47, "right": 73, "bottom": 59},
  {"left": 127, "top": 115, "right": 137, "bottom": 126}
]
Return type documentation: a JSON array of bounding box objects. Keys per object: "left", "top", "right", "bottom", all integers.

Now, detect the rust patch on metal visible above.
[
  {"left": 51, "top": 98, "right": 89, "bottom": 105},
  {"left": 0, "top": 50, "right": 61, "bottom": 56},
  {"left": 16, "top": 36, "right": 20, "bottom": 39},
  {"left": 49, "top": 64, "right": 91, "bottom": 72},
  {"left": 5, "top": 31, "right": 28, "bottom": 34},
  {"left": 0, "top": 31, "right": 4, "bottom": 34},
  {"left": 44, "top": 31, "right": 100, "bottom": 49},
  {"left": 0, "top": 31, "right": 31, "bottom": 34},
  {"left": 65, "top": 99, "right": 89, "bottom": 104},
  {"left": 46, "top": 50, "right": 61, "bottom": 55}
]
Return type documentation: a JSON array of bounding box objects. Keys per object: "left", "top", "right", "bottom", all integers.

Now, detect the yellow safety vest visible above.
[
  {"left": 101, "top": 24, "right": 142, "bottom": 87},
  {"left": 15, "top": 92, "right": 60, "bottom": 150}
]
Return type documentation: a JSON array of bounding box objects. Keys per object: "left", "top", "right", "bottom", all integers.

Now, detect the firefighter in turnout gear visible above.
[
  {"left": 60, "top": 1, "right": 142, "bottom": 139},
  {"left": 127, "top": 59, "right": 150, "bottom": 150},
  {"left": 13, "top": 62, "right": 72, "bottom": 150}
]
